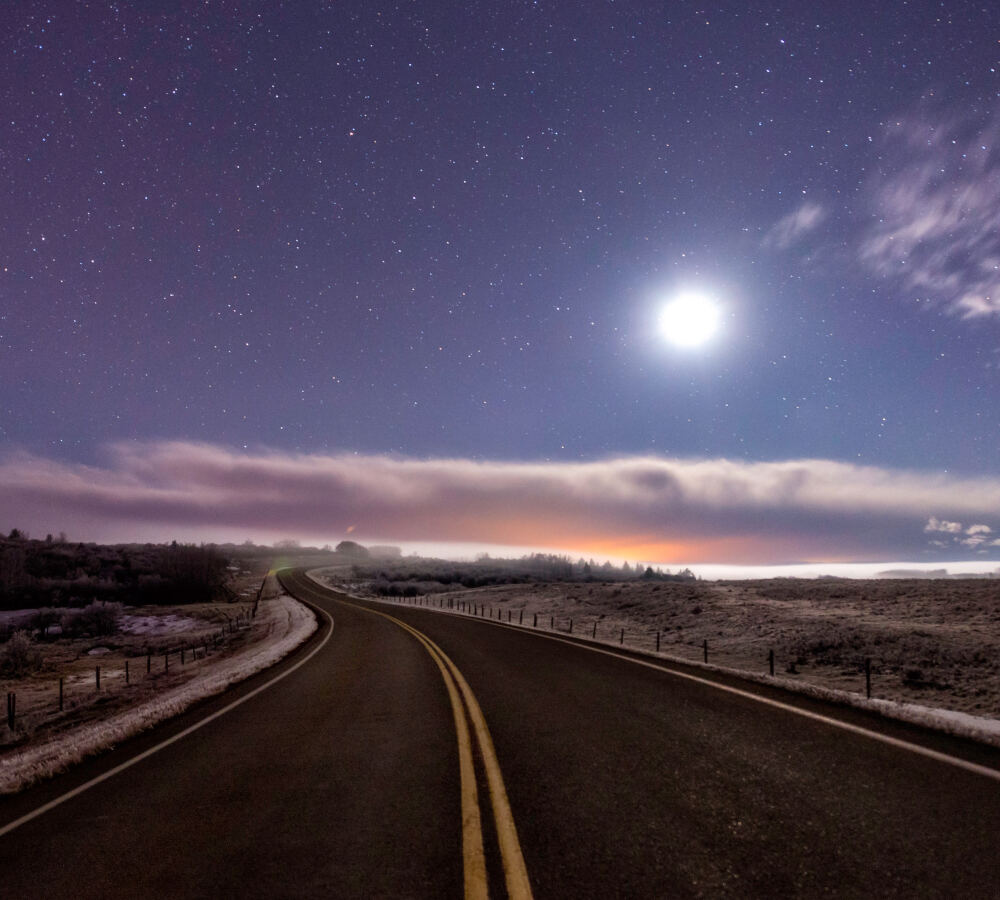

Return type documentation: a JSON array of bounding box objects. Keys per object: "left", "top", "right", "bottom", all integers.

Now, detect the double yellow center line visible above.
[
  {"left": 360, "top": 605, "right": 533, "bottom": 900},
  {"left": 284, "top": 572, "right": 532, "bottom": 899}
]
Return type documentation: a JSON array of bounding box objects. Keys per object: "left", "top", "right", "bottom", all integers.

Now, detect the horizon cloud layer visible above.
[{"left": 3, "top": 441, "right": 1000, "bottom": 566}]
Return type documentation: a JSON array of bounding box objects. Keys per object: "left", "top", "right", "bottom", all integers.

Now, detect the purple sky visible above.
[{"left": 3, "top": 2, "right": 1000, "bottom": 570}]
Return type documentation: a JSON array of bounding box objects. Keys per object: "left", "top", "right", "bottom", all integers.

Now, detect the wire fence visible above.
[
  {"left": 379, "top": 593, "right": 880, "bottom": 701},
  {"left": 2, "top": 605, "right": 257, "bottom": 737}
]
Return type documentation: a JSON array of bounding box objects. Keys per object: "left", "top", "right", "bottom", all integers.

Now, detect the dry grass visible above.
[
  {"left": 0, "top": 571, "right": 265, "bottom": 752},
  {"left": 340, "top": 577, "right": 1000, "bottom": 719}
]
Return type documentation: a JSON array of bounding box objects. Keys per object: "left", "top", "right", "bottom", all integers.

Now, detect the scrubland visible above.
[
  {"left": 0, "top": 569, "right": 316, "bottom": 792},
  {"left": 330, "top": 571, "right": 1000, "bottom": 720}
]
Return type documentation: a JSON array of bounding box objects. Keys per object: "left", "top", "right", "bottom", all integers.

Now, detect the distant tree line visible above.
[
  {"left": 0, "top": 531, "right": 232, "bottom": 610},
  {"left": 347, "top": 550, "right": 697, "bottom": 596}
]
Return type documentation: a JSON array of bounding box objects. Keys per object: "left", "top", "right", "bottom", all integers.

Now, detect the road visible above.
[{"left": 0, "top": 568, "right": 999, "bottom": 898}]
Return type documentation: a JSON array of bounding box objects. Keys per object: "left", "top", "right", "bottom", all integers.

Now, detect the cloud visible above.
[
  {"left": 859, "top": 112, "right": 1000, "bottom": 319},
  {"left": 764, "top": 202, "right": 826, "bottom": 250},
  {"left": 3, "top": 441, "right": 1000, "bottom": 565},
  {"left": 925, "top": 517, "right": 964, "bottom": 534}
]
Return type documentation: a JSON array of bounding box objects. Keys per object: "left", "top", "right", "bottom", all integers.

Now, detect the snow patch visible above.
[{"left": 118, "top": 613, "right": 200, "bottom": 636}]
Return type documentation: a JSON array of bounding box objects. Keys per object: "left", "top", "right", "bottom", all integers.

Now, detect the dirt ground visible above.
[{"left": 335, "top": 576, "right": 1000, "bottom": 719}]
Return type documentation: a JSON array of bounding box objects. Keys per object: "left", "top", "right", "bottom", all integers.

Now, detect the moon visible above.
[{"left": 658, "top": 292, "right": 721, "bottom": 348}]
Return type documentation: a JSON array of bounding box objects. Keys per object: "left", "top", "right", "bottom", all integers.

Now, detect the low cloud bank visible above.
[{"left": 3, "top": 441, "right": 1000, "bottom": 565}]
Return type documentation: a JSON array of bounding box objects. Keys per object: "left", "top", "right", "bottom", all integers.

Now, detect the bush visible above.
[
  {"left": 60, "top": 601, "right": 123, "bottom": 637},
  {"left": 0, "top": 630, "right": 43, "bottom": 677}
]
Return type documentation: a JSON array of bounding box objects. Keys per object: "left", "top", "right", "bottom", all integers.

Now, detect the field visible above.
[
  {"left": 324, "top": 569, "right": 1000, "bottom": 720},
  {"left": 0, "top": 569, "right": 318, "bottom": 793}
]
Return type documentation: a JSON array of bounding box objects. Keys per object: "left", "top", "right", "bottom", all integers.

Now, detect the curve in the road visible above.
[
  {"left": 284, "top": 568, "right": 533, "bottom": 900},
  {"left": 0, "top": 591, "right": 336, "bottom": 840},
  {"left": 457, "top": 615, "right": 1000, "bottom": 783}
]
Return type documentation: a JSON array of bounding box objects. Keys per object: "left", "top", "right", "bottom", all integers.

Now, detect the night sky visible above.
[{"left": 3, "top": 1, "right": 1000, "bottom": 571}]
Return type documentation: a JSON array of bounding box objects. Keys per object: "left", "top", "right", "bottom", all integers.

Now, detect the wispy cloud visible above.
[
  {"left": 764, "top": 202, "right": 826, "bottom": 250},
  {"left": 859, "top": 113, "right": 1000, "bottom": 318},
  {"left": 3, "top": 442, "right": 1000, "bottom": 565}
]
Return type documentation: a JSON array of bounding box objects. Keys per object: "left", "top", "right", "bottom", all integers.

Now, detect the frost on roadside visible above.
[{"left": 0, "top": 590, "right": 316, "bottom": 795}]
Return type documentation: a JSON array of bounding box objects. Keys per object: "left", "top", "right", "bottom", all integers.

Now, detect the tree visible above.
[{"left": 335, "top": 540, "right": 370, "bottom": 558}]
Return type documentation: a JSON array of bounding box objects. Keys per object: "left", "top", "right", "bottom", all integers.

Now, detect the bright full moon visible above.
[{"left": 658, "top": 292, "right": 721, "bottom": 348}]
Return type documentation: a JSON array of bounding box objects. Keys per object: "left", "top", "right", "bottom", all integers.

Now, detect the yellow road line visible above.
[
  {"left": 340, "top": 597, "right": 534, "bottom": 900},
  {"left": 435, "top": 643, "right": 534, "bottom": 900},
  {"left": 389, "top": 619, "right": 488, "bottom": 900},
  {"left": 285, "top": 574, "right": 489, "bottom": 899}
]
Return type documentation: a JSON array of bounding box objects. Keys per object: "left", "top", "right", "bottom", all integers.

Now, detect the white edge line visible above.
[
  {"left": 373, "top": 597, "right": 1000, "bottom": 784},
  {"left": 0, "top": 583, "right": 333, "bottom": 838}
]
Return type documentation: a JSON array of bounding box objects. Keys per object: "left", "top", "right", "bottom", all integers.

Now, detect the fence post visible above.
[
  {"left": 620, "top": 628, "right": 624, "bottom": 645},
  {"left": 96, "top": 666, "right": 100, "bottom": 692},
  {"left": 865, "top": 658, "right": 872, "bottom": 699},
  {"left": 703, "top": 639, "right": 708, "bottom": 663},
  {"left": 533, "top": 613, "right": 537, "bottom": 628},
  {"left": 769, "top": 649, "right": 774, "bottom": 676},
  {"left": 126, "top": 659, "right": 130, "bottom": 684},
  {"left": 592, "top": 621, "right": 597, "bottom": 639},
  {"left": 165, "top": 652, "right": 169, "bottom": 671},
  {"left": 59, "top": 677, "right": 64, "bottom": 711},
  {"left": 6, "top": 692, "right": 13, "bottom": 730},
  {"left": 519, "top": 610, "right": 523, "bottom": 625},
  {"left": 550, "top": 616, "right": 554, "bottom": 629},
  {"left": 147, "top": 652, "right": 151, "bottom": 673},
  {"left": 181, "top": 648, "right": 185, "bottom": 665},
  {"left": 569, "top": 618, "right": 573, "bottom": 634},
  {"left": 656, "top": 631, "right": 661, "bottom": 652}
]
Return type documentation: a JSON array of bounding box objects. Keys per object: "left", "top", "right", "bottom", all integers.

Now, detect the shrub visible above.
[
  {"left": 61, "top": 601, "right": 123, "bottom": 637},
  {"left": 0, "top": 630, "right": 43, "bottom": 677}
]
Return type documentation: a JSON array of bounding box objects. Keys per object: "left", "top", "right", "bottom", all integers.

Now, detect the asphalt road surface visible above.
[{"left": 1, "top": 568, "right": 999, "bottom": 898}]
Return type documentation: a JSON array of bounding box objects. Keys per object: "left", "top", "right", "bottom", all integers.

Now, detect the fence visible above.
[
  {"left": 380, "top": 593, "right": 880, "bottom": 701},
  {"left": 2, "top": 605, "right": 257, "bottom": 735}
]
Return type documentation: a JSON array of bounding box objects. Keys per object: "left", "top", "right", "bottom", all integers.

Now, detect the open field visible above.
[
  {"left": 322, "top": 570, "right": 1000, "bottom": 721},
  {"left": 0, "top": 572, "right": 316, "bottom": 793}
]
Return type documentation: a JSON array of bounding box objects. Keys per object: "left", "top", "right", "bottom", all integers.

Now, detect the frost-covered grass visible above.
[
  {"left": 315, "top": 570, "right": 1000, "bottom": 749},
  {"left": 118, "top": 613, "right": 202, "bottom": 636},
  {"left": 0, "top": 589, "right": 316, "bottom": 794}
]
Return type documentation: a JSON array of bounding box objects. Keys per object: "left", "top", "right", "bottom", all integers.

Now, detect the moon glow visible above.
[{"left": 658, "top": 293, "right": 721, "bottom": 348}]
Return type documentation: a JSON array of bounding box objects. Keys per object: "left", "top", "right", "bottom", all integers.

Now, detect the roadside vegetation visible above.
[{"left": 320, "top": 545, "right": 1000, "bottom": 721}]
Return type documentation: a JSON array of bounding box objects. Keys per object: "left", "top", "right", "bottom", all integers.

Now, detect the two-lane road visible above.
[{"left": 1, "top": 569, "right": 999, "bottom": 897}]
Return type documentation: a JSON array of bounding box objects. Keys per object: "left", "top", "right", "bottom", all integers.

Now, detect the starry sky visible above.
[{"left": 3, "top": 1, "right": 1000, "bottom": 570}]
